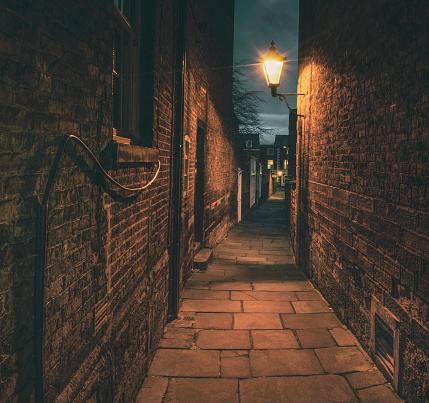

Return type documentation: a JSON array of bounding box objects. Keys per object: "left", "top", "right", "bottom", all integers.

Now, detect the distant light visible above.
[{"left": 278, "top": 171, "right": 282, "bottom": 176}]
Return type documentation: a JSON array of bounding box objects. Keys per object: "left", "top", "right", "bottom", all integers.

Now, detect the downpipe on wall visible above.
[{"left": 168, "top": 0, "right": 187, "bottom": 321}]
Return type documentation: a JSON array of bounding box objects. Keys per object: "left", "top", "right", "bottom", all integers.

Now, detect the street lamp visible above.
[
  {"left": 262, "top": 41, "right": 305, "bottom": 117},
  {"left": 262, "top": 41, "right": 286, "bottom": 97}
]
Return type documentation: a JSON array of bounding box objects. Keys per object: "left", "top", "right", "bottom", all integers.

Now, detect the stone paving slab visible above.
[
  {"left": 292, "top": 300, "right": 332, "bottom": 313},
  {"left": 315, "top": 346, "right": 373, "bottom": 373},
  {"left": 220, "top": 351, "right": 251, "bottom": 378},
  {"left": 180, "top": 299, "right": 241, "bottom": 312},
  {"left": 243, "top": 300, "right": 294, "bottom": 313},
  {"left": 234, "top": 313, "right": 283, "bottom": 329},
  {"left": 196, "top": 330, "right": 251, "bottom": 349},
  {"left": 210, "top": 281, "right": 253, "bottom": 291},
  {"left": 356, "top": 384, "right": 399, "bottom": 402},
  {"left": 181, "top": 289, "right": 230, "bottom": 300},
  {"left": 240, "top": 375, "right": 358, "bottom": 403},
  {"left": 158, "top": 327, "right": 196, "bottom": 349},
  {"left": 236, "top": 256, "right": 269, "bottom": 264},
  {"left": 136, "top": 376, "right": 168, "bottom": 403},
  {"left": 190, "top": 273, "right": 235, "bottom": 282},
  {"left": 296, "top": 327, "right": 337, "bottom": 348},
  {"left": 233, "top": 277, "right": 285, "bottom": 284},
  {"left": 295, "top": 291, "right": 323, "bottom": 300},
  {"left": 149, "top": 349, "right": 220, "bottom": 377},
  {"left": 193, "top": 313, "right": 233, "bottom": 329},
  {"left": 281, "top": 313, "right": 342, "bottom": 329},
  {"left": 185, "top": 280, "right": 210, "bottom": 289},
  {"left": 267, "top": 256, "right": 296, "bottom": 264},
  {"left": 208, "top": 261, "right": 238, "bottom": 271},
  {"left": 231, "top": 273, "right": 285, "bottom": 282},
  {"left": 258, "top": 249, "right": 291, "bottom": 256},
  {"left": 345, "top": 370, "right": 388, "bottom": 390},
  {"left": 253, "top": 281, "right": 314, "bottom": 292},
  {"left": 172, "top": 312, "right": 197, "bottom": 328},
  {"left": 251, "top": 330, "right": 299, "bottom": 349},
  {"left": 164, "top": 378, "right": 239, "bottom": 403},
  {"left": 249, "top": 349, "right": 324, "bottom": 376},
  {"left": 329, "top": 327, "right": 356, "bottom": 346},
  {"left": 231, "top": 290, "right": 298, "bottom": 301}
]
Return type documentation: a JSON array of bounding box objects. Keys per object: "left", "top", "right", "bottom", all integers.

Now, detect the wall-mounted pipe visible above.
[
  {"left": 34, "top": 134, "right": 160, "bottom": 402},
  {"left": 168, "top": 0, "right": 187, "bottom": 320}
]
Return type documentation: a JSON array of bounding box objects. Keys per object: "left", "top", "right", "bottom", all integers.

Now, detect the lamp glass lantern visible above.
[{"left": 262, "top": 41, "right": 286, "bottom": 93}]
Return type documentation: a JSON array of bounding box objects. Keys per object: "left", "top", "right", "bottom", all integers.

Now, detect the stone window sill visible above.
[{"left": 112, "top": 135, "right": 159, "bottom": 164}]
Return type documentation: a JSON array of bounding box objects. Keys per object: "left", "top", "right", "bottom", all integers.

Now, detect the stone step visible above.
[{"left": 193, "top": 248, "right": 213, "bottom": 270}]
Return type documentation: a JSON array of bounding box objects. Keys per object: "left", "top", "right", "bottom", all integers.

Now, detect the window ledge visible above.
[
  {"left": 101, "top": 137, "right": 159, "bottom": 169},
  {"left": 113, "top": 140, "right": 159, "bottom": 164}
]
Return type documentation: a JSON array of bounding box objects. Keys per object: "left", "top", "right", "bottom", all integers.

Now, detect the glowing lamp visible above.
[
  {"left": 260, "top": 41, "right": 306, "bottom": 117},
  {"left": 262, "top": 41, "right": 286, "bottom": 96}
]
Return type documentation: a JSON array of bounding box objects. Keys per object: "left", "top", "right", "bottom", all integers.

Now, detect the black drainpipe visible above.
[{"left": 168, "top": 0, "right": 187, "bottom": 320}]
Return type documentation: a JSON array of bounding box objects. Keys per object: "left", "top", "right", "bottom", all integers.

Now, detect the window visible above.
[
  {"left": 113, "top": 0, "right": 140, "bottom": 141},
  {"left": 183, "top": 135, "right": 190, "bottom": 196},
  {"left": 250, "top": 158, "right": 256, "bottom": 175},
  {"left": 246, "top": 140, "right": 253, "bottom": 148},
  {"left": 267, "top": 160, "right": 274, "bottom": 170},
  {"left": 284, "top": 159, "right": 288, "bottom": 170},
  {"left": 267, "top": 148, "right": 274, "bottom": 155}
]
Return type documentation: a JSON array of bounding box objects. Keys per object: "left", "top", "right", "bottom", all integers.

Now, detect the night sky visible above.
[{"left": 234, "top": 0, "right": 299, "bottom": 144}]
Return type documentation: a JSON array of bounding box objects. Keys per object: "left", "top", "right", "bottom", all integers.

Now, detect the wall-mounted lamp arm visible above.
[
  {"left": 269, "top": 86, "right": 305, "bottom": 117},
  {"left": 278, "top": 94, "right": 305, "bottom": 118}
]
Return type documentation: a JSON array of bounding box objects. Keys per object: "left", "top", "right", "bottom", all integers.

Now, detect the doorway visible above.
[
  {"left": 237, "top": 169, "right": 242, "bottom": 223},
  {"left": 194, "top": 120, "right": 206, "bottom": 243}
]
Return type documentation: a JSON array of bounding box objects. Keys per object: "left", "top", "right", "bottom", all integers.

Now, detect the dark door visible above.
[{"left": 194, "top": 122, "right": 206, "bottom": 243}]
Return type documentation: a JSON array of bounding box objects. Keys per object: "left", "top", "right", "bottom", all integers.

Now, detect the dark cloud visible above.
[
  {"left": 234, "top": 0, "right": 299, "bottom": 144},
  {"left": 259, "top": 113, "right": 290, "bottom": 144}
]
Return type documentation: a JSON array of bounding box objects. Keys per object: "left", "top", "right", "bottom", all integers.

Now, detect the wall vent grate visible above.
[
  {"left": 375, "top": 314, "right": 394, "bottom": 377},
  {"left": 371, "top": 296, "right": 401, "bottom": 394},
  {"left": 94, "top": 298, "right": 108, "bottom": 335}
]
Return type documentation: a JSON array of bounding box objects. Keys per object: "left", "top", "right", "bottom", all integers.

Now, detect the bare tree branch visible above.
[{"left": 233, "top": 61, "right": 273, "bottom": 139}]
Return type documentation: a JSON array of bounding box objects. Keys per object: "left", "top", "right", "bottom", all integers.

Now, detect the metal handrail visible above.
[{"left": 35, "top": 134, "right": 160, "bottom": 402}]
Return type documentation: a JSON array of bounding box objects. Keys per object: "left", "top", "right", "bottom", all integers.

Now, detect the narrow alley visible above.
[{"left": 136, "top": 191, "right": 400, "bottom": 403}]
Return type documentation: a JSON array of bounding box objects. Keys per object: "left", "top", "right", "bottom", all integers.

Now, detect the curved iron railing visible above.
[{"left": 34, "top": 134, "right": 160, "bottom": 402}]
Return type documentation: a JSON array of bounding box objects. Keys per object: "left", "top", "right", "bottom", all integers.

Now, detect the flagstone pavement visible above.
[{"left": 136, "top": 190, "right": 401, "bottom": 403}]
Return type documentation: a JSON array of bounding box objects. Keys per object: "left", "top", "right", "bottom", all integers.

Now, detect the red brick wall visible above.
[
  {"left": 0, "top": 0, "right": 237, "bottom": 401},
  {"left": 180, "top": 0, "right": 238, "bottom": 278},
  {"left": 294, "top": 0, "right": 429, "bottom": 399}
]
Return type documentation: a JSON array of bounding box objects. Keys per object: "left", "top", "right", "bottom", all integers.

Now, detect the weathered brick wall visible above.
[
  {"left": 1, "top": 2, "right": 113, "bottom": 400},
  {"left": 0, "top": 0, "right": 238, "bottom": 401},
  {"left": 295, "top": 0, "right": 429, "bottom": 400},
  {"left": 0, "top": 0, "right": 172, "bottom": 401},
  {"left": 180, "top": 0, "right": 238, "bottom": 285}
]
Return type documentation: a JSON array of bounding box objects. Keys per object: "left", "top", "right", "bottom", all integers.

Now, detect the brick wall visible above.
[
  {"left": 293, "top": 0, "right": 429, "bottom": 399},
  {"left": 0, "top": 0, "right": 237, "bottom": 401},
  {"left": 180, "top": 0, "right": 238, "bottom": 278}
]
